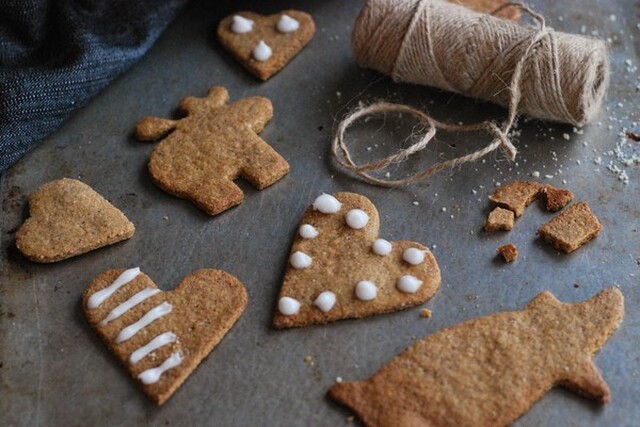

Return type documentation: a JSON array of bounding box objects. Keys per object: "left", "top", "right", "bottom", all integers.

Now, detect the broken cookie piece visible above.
[
  {"left": 541, "top": 185, "right": 574, "bottom": 212},
  {"left": 484, "top": 207, "right": 515, "bottom": 231},
  {"left": 538, "top": 202, "right": 602, "bottom": 253},
  {"left": 498, "top": 244, "right": 518, "bottom": 263},
  {"left": 489, "top": 180, "right": 542, "bottom": 217}
]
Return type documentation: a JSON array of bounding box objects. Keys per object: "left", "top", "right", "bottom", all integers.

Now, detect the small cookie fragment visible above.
[
  {"left": 135, "top": 86, "right": 289, "bottom": 216},
  {"left": 217, "top": 11, "right": 316, "bottom": 81},
  {"left": 84, "top": 268, "right": 247, "bottom": 405},
  {"left": 538, "top": 202, "right": 602, "bottom": 253},
  {"left": 420, "top": 308, "right": 432, "bottom": 318},
  {"left": 541, "top": 185, "right": 574, "bottom": 212},
  {"left": 329, "top": 287, "right": 624, "bottom": 427},
  {"left": 489, "top": 180, "right": 542, "bottom": 217},
  {"left": 497, "top": 244, "right": 518, "bottom": 263},
  {"left": 484, "top": 207, "right": 515, "bottom": 231},
  {"left": 274, "top": 192, "right": 441, "bottom": 328},
  {"left": 15, "top": 178, "right": 135, "bottom": 263}
]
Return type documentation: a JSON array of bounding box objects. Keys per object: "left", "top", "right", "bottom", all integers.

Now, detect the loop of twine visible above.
[{"left": 333, "top": 0, "right": 608, "bottom": 187}]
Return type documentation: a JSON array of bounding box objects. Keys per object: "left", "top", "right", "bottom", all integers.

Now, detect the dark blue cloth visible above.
[{"left": 0, "top": 0, "right": 188, "bottom": 173}]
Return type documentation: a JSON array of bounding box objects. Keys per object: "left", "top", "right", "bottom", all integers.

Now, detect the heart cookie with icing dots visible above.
[
  {"left": 217, "top": 10, "right": 315, "bottom": 81},
  {"left": 16, "top": 178, "right": 135, "bottom": 263},
  {"left": 274, "top": 192, "right": 441, "bottom": 328},
  {"left": 83, "top": 268, "right": 247, "bottom": 405}
]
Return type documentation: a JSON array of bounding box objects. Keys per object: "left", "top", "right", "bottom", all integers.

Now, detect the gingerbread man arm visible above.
[
  {"left": 135, "top": 117, "right": 178, "bottom": 141},
  {"left": 136, "top": 87, "right": 230, "bottom": 142}
]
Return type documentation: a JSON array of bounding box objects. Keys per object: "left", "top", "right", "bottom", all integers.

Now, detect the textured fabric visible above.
[{"left": 0, "top": 0, "right": 189, "bottom": 173}]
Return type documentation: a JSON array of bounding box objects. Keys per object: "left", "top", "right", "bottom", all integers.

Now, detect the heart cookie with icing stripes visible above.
[
  {"left": 217, "top": 10, "right": 315, "bottom": 81},
  {"left": 83, "top": 268, "right": 247, "bottom": 405},
  {"left": 274, "top": 192, "right": 441, "bottom": 328}
]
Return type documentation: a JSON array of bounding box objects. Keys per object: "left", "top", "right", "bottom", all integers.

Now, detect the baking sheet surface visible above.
[{"left": 1, "top": 0, "right": 638, "bottom": 425}]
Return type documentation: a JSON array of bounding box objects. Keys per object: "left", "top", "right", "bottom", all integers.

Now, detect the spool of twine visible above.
[{"left": 332, "top": 0, "right": 609, "bottom": 187}]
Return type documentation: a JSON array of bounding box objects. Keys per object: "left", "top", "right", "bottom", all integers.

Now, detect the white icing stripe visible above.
[
  {"left": 88, "top": 267, "right": 141, "bottom": 309},
  {"left": 130, "top": 332, "right": 177, "bottom": 364},
  {"left": 116, "top": 302, "right": 172, "bottom": 344},
  {"left": 138, "top": 352, "right": 183, "bottom": 385},
  {"left": 99, "top": 288, "right": 161, "bottom": 326}
]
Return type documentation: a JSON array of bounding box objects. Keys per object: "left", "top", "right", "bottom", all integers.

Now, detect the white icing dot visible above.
[
  {"left": 299, "top": 224, "right": 318, "bottom": 239},
  {"left": 278, "top": 297, "right": 301, "bottom": 315},
  {"left": 277, "top": 14, "right": 300, "bottom": 33},
  {"left": 355, "top": 281, "right": 377, "bottom": 301},
  {"left": 313, "top": 193, "right": 342, "bottom": 213},
  {"left": 231, "top": 15, "right": 254, "bottom": 33},
  {"left": 397, "top": 275, "right": 423, "bottom": 294},
  {"left": 314, "top": 291, "right": 336, "bottom": 312},
  {"left": 403, "top": 248, "right": 426, "bottom": 265},
  {"left": 372, "top": 239, "right": 392, "bottom": 256},
  {"left": 252, "top": 40, "right": 272, "bottom": 61},
  {"left": 346, "top": 209, "right": 369, "bottom": 229},
  {"left": 290, "top": 251, "right": 312, "bottom": 269}
]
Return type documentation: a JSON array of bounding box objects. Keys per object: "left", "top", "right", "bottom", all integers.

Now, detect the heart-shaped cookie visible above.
[
  {"left": 16, "top": 178, "right": 135, "bottom": 263},
  {"left": 217, "top": 10, "right": 315, "bottom": 81},
  {"left": 274, "top": 192, "right": 441, "bottom": 328},
  {"left": 83, "top": 268, "right": 247, "bottom": 405}
]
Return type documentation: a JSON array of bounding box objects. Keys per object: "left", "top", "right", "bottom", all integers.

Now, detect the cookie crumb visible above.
[
  {"left": 420, "top": 308, "right": 432, "bottom": 318},
  {"left": 484, "top": 207, "right": 515, "bottom": 231},
  {"left": 336, "top": 376, "right": 343, "bottom": 383},
  {"left": 304, "top": 355, "right": 315, "bottom": 366},
  {"left": 625, "top": 131, "right": 640, "bottom": 142},
  {"left": 498, "top": 244, "right": 518, "bottom": 263},
  {"left": 163, "top": 215, "right": 169, "bottom": 221}
]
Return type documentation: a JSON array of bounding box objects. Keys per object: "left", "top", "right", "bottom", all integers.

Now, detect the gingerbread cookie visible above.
[
  {"left": 273, "top": 192, "right": 441, "bottom": 328},
  {"left": 541, "top": 185, "right": 574, "bottom": 212},
  {"left": 538, "top": 202, "right": 602, "bottom": 253},
  {"left": 330, "top": 287, "right": 624, "bottom": 427},
  {"left": 217, "top": 11, "right": 315, "bottom": 81},
  {"left": 489, "top": 180, "right": 542, "bottom": 217},
  {"left": 136, "top": 87, "right": 290, "bottom": 215},
  {"left": 15, "top": 178, "right": 134, "bottom": 263},
  {"left": 84, "top": 268, "right": 247, "bottom": 405}
]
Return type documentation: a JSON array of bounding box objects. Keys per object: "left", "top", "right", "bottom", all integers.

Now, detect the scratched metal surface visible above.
[{"left": 1, "top": 0, "right": 638, "bottom": 425}]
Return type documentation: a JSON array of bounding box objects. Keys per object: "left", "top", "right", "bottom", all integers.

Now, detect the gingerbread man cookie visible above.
[
  {"left": 330, "top": 287, "right": 624, "bottom": 427},
  {"left": 84, "top": 268, "right": 247, "bottom": 405},
  {"left": 136, "top": 87, "right": 290, "bottom": 215},
  {"left": 274, "top": 192, "right": 441, "bottom": 328}
]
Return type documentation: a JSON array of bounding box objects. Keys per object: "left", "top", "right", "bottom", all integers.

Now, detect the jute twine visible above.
[{"left": 332, "top": 0, "right": 609, "bottom": 187}]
